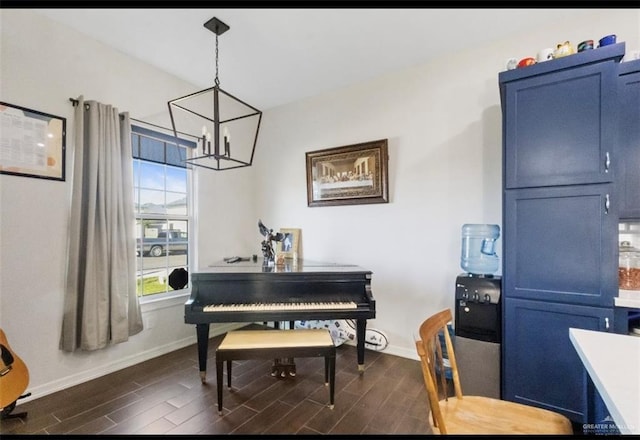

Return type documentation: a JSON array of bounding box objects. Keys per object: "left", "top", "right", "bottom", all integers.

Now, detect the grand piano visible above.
[{"left": 184, "top": 258, "right": 376, "bottom": 382}]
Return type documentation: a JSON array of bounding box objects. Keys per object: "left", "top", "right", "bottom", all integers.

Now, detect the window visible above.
[{"left": 132, "top": 125, "right": 195, "bottom": 299}]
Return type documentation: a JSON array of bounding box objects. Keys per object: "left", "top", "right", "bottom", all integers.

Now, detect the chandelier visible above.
[{"left": 168, "top": 17, "right": 262, "bottom": 171}]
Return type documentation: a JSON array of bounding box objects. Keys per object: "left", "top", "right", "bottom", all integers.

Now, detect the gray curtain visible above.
[{"left": 60, "top": 96, "right": 143, "bottom": 352}]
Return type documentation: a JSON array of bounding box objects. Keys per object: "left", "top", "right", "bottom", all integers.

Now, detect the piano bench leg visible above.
[
  {"left": 328, "top": 353, "right": 335, "bottom": 409},
  {"left": 324, "top": 357, "right": 329, "bottom": 384},
  {"left": 358, "top": 364, "right": 365, "bottom": 373},
  {"left": 215, "top": 358, "right": 224, "bottom": 415}
]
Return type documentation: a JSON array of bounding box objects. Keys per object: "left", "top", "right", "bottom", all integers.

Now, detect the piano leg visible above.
[
  {"left": 356, "top": 319, "right": 367, "bottom": 373},
  {"left": 196, "top": 323, "right": 210, "bottom": 383}
]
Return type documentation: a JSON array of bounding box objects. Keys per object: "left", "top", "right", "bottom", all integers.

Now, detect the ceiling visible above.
[{"left": 34, "top": 8, "right": 602, "bottom": 110}]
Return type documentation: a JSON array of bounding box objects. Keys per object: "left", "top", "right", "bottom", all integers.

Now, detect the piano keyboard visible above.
[{"left": 203, "top": 301, "right": 358, "bottom": 312}]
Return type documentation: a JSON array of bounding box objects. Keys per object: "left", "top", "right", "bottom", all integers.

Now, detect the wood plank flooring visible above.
[{"left": 1, "top": 328, "right": 433, "bottom": 435}]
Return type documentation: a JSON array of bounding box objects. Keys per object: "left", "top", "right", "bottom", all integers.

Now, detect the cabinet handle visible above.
[
  {"left": 605, "top": 317, "right": 610, "bottom": 329},
  {"left": 605, "top": 194, "right": 610, "bottom": 214},
  {"left": 604, "top": 152, "right": 611, "bottom": 172}
]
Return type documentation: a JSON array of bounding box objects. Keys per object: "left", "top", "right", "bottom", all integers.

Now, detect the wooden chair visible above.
[{"left": 415, "top": 309, "right": 573, "bottom": 435}]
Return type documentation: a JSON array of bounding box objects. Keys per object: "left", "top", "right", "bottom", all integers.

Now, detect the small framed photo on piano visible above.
[{"left": 277, "top": 228, "right": 300, "bottom": 259}]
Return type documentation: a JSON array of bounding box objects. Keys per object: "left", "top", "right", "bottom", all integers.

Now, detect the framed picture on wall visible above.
[
  {"left": 277, "top": 228, "right": 300, "bottom": 259},
  {"left": 305, "top": 139, "right": 388, "bottom": 207},
  {"left": 0, "top": 102, "right": 66, "bottom": 181}
]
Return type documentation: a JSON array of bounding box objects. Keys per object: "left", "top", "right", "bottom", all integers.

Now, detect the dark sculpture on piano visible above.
[
  {"left": 184, "top": 258, "right": 376, "bottom": 383},
  {"left": 258, "top": 219, "right": 284, "bottom": 264}
]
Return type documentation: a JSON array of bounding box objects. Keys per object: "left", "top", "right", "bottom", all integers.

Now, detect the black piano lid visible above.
[{"left": 200, "top": 258, "right": 372, "bottom": 276}]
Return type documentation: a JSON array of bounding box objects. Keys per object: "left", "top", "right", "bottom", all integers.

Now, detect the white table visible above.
[{"left": 569, "top": 328, "right": 640, "bottom": 435}]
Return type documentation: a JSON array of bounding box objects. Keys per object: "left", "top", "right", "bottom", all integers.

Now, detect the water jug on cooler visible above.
[{"left": 460, "top": 224, "right": 500, "bottom": 275}]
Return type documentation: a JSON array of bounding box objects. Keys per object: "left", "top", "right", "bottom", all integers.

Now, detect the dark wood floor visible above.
[{"left": 1, "top": 327, "right": 433, "bottom": 435}]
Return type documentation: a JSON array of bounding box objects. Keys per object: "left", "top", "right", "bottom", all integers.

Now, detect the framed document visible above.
[{"left": 0, "top": 102, "right": 66, "bottom": 181}]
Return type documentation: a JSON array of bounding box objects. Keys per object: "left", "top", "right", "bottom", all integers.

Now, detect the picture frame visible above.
[
  {"left": 306, "top": 139, "right": 388, "bottom": 207},
  {"left": 0, "top": 102, "right": 66, "bottom": 181},
  {"left": 277, "top": 228, "right": 300, "bottom": 259}
]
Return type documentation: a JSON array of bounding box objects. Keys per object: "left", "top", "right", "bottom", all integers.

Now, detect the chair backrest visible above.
[
  {"left": 416, "top": 309, "right": 574, "bottom": 435},
  {"left": 415, "top": 308, "right": 461, "bottom": 434}
]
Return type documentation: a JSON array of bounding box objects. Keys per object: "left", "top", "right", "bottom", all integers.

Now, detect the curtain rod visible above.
[{"left": 68, "top": 97, "right": 199, "bottom": 140}]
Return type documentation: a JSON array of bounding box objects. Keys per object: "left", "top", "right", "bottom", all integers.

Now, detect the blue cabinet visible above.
[
  {"left": 504, "top": 184, "right": 618, "bottom": 307},
  {"left": 500, "top": 43, "right": 624, "bottom": 189},
  {"left": 500, "top": 43, "right": 626, "bottom": 425},
  {"left": 502, "top": 62, "right": 618, "bottom": 189},
  {"left": 617, "top": 60, "right": 640, "bottom": 219},
  {"left": 503, "top": 298, "right": 613, "bottom": 421}
]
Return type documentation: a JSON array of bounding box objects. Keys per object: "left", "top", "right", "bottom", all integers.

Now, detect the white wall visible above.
[
  {"left": 249, "top": 9, "right": 640, "bottom": 359},
  {"left": 1, "top": 8, "right": 638, "bottom": 401},
  {"left": 0, "top": 9, "right": 251, "bottom": 401}
]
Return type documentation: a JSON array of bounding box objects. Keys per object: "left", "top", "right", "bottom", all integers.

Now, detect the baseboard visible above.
[
  {"left": 383, "top": 344, "right": 419, "bottom": 361},
  {"left": 21, "top": 323, "right": 246, "bottom": 404},
  {"left": 341, "top": 338, "right": 419, "bottom": 361}
]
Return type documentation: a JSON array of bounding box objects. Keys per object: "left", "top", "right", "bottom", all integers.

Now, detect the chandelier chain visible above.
[{"left": 215, "top": 33, "right": 220, "bottom": 87}]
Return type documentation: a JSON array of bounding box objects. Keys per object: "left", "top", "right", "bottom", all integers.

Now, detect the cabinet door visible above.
[
  {"left": 503, "top": 61, "right": 617, "bottom": 188},
  {"left": 618, "top": 64, "right": 640, "bottom": 219},
  {"left": 503, "top": 298, "right": 613, "bottom": 423},
  {"left": 503, "top": 184, "right": 617, "bottom": 307}
]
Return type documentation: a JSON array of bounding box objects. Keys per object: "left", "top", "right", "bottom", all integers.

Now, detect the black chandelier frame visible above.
[{"left": 168, "top": 17, "right": 262, "bottom": 171}]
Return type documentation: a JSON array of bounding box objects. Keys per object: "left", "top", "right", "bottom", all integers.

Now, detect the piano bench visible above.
[{"left": 215, "top": 328, "right": 336, "bottom": 415}]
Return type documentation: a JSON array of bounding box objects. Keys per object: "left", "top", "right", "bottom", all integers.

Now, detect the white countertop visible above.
[{"left": 569, "top": 328, "right": 640, "bottom": 434}]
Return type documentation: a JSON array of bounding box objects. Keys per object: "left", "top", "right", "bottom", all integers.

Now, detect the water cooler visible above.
[{"left": 454, "top": 224, "right": 502, "bottom": 399}]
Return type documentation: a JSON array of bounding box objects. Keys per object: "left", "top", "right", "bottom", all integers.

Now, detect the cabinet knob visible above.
[
  {"left": 605, "top": 194, "right": 610, "bottom": 214},
  {"left": 605, "top": 317, "right": 610, "bottom": 329},
  {"left": 604, "top": 152, "right": 611, "bottom": 172}
]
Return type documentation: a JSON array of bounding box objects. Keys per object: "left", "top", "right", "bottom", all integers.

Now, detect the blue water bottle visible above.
[{"left": 460, "top": 224, "right": 500, "bottom": 275}]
